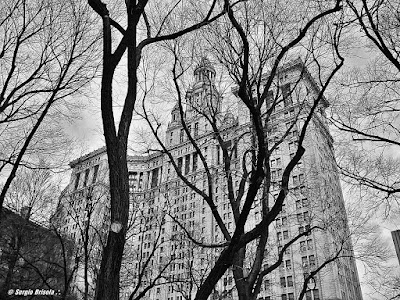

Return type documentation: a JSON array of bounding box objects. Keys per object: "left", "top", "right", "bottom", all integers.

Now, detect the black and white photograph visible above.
[{"left": 0, "top": 0, "right": 399, "bottom": 299}]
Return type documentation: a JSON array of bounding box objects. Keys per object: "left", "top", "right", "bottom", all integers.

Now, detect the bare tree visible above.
[
  {"left": 0, "top": 0, "right": 100, "bottom": 218},
  {"left": 85, "top": 0, "right": 237, "bottom": 298},
  {"left": 53, "top": 178, "right": 110, "bottom": 300},
  {"left": 329, "top": 0, "right": 400, "bottom": 214},
  {"left": 118, "top": 194, "right": 170, "bottom": 300},
  {"left": 0, "top": 168, "right": 78, "bottom": 300},
  {"left": 133, "top": 0, "right": 370, "bottom": 299},
  {"left": 4, "top": 165, "right": 59, "bottom": 225}
]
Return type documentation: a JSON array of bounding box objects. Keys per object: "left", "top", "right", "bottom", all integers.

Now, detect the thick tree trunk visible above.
[
  {"left": 195, "top": 246, "right": 236, "bottom": 300},
  {"left": 94, "top": 14, "right": 130, "bottom": 299},
  {"left": 232, "top": 247, "right": 250, "bottom": 300},
  {"left": 94, "top": 144, "right": 129, "bottom": 300}
]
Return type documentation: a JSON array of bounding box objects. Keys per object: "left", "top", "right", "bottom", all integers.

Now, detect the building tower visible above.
[{"left": 57, "top": 58, "right": 363, "bottom": 300}]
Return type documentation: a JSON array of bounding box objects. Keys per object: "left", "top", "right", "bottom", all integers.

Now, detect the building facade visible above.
[
  {"left": 0, "top": 207, "right": 75, "bottom": 300},
  {"left": 56, "top": 58, "right": 363, "bottom": 300}
]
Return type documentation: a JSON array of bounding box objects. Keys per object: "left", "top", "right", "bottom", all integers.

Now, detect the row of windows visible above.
[
  {"left": 74, "top": 164, "right": 99, "bottom": 190},
  {"left": 258, "top": 290, "right": 320, "bottom": 300},
  {"left": 128, "top": 171, "right": 144, "bottom": 192},
  {"left": 266, "top": 83, "right": 293, "bottom": 111},
  {"left": 277, "top": 230, "right": 289, "bottom": 241},
  {"left": 270, "top": 157, "right": 282, "bottom": 166},
  {"left": 280, "top": 275, "right": 294, "bottom": 288},
  {"left": 297, "top": 211, "right": 310, "bottom": 223}
]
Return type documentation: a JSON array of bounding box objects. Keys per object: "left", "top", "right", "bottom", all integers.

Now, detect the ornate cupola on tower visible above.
[
  {"left": 194, "top": 56, "right": 216, "bottom": 84},
  {"left": 185, "top": 57, "right": 221, "bottom": 117}
]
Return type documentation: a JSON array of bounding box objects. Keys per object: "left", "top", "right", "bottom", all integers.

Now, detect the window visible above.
[
  {"left": 297, "top": 213, "right": 303, "bottom": 223},
  {"left": 83, "top": 169, "right": 90, "bottom": 187},
  {"left": 309, "top": 255, "right": 316, "bottom": 267},
  {"left": 307, "top": 239, "right": 313, "bottom": 250},
  {"left": 178, "top": 157, "right": 183, "bottom": 174},
  {"left": 296, "top": 200, "right": 301, "bottom": 209},
  {"left": 300, "top": 186, "right": 307, "bottom": 195},
  {"left": 282, "top": 216, "right": 287, "bottom": 226},
  {"left": 75, "top": 172, "right": 81, "bottom": 190},
  {"left": 282, "top": 84, "right": 292, "bottom": 106},
  {"left": 285, "top": 259, "right": 292, "bottom": 270},
  {"left": 280, "top": 277, "right": 286, "bottom": 288},
  {"left": 266, "top": 91, "right": 274, "bottom": 109},
  {"left": 185, "top": 155, "right": 190, "bottom": 175},
  {"left": 282, "top": 295, "right": 287, "bottom": 300},
  {"left": 304, "top": 211, "right": 309, "bottom": 222},
  {"left": 151, "top": 168, "right": 159, "bottom": 188},
  {"left": 192, "top": 153, "right": 198, "bottom": 172},
  {"left": 299, "top": 173, "right": 305, "bottom": 184},
  {"left": 313, "top": 290, "right": 320, "bottom": 300},
  {"left": 283, "top": 230, "right": 289, "bottom": 239},
  {"left": 170, "top": 131, "right": 173, "bottom": 144},
  {"left": 300, "top": 241, "right": 306, "bottom": 252},
  {"left": 288, "top": 141, "right": 296, "bottom": 151},
  {"left": 306, "top": 291, "right": 312, "bottom": 300},
  {"left": 264, "top": 279, "right": 270, "bottom": 290},
  {"left": 302, "top": 256, "right": 308, "bottom": 268},
  {"left": 180, "top": 128, "right": 184, "bottom": 142},
  {"left": 233, "top": 139, "right": 238, "bottom": 159},
  {"left": 216, "top": 145, "right": 220, "bottom": 164},
  {"left": 271, "top": 159, "right": 276, "bottom": 167},
  {"left": 194, "top": 122, "right": 199, "bottom": 136},
  {"left": 92, "top": 165, "right": 99, "bottom": 184},
  {"left": 287, "top": 276, "right": 293, "bottom": 287}
]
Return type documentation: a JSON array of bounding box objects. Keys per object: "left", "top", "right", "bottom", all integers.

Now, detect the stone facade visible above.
[{"left": 57, "top": 58, "right": 363, "bottom": 300}]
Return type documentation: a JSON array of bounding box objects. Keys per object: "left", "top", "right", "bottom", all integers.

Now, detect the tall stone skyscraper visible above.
[{"left": 55, "top": 58, "right": 363, "bottom": 300}]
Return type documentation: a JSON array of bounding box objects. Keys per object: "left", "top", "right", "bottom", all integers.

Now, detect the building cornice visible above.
[{"left": 69, "top": 146, "right": 107, "bottom": 168}]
